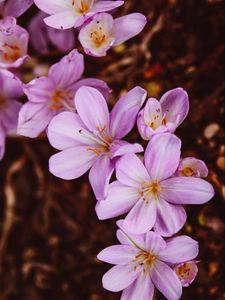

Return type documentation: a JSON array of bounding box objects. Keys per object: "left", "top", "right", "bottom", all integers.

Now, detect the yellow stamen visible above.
[
  {"left": 182, "top": 167, "right": 194, "bottom": 177},
  {"left": 1, "top": 43, "right": 21, "bottom": 63}
]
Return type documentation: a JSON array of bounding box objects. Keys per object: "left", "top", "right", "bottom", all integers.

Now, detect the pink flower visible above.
[
  {"left": 34, "top": 0, "right": 124, "bottom": 29},
  {"left": 97, "top": 226, "right": 199, "bottom": 300},
  {"left": 0, "top": 16, "right": 29, "bottom": 68},
  {"left": 174, "top": 260, "right": 199, "bottom": 287},
  {"left": 28, "top": 12, "right": 75, "bottom": 55},
  {"left": 79, "top": 12, "right": 147, "bottom": 57},
  {"left": 48, "top": 86, "right": 146, "bottom": 200},
  {"left": 17, "top": 49, "right": 110, "bottom": 138},
  {"left": 175, "top": 157, "right": 208, "bottom": 178},
  {"left": 96, "top": 133, "right": 214, "bottom": 236},
  {"left": 0, "top": 0, "right": 33, "bottom": 18},
  {"left": 137, "top": 88, "right": 189, "bottom": 140},
  {"left": 0, "top": 69, "right": 23, "bottom": 159}
]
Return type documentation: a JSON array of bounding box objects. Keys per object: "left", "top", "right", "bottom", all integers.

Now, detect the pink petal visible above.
[
  {"left": 4, "top": 0, "right": 33, "bottom": 17},
  {"left": 121, "top": 272, "right": 154, "bottom": 300},
  {"left": 44, "top": 11, "right": 77, "bottom": 29},
  {"left": 158, "top": 236, "right": 199, "bottom": 265},
  {"left": 75, "top": 86, "right": 109, "bottom": 133},
  {"left": 116, "top": 153, "right": 151, "bottom": 188},
  {"left": 109, "top": 140, "right": 143, "bottom": 158},
  {"left": 17, "top": 102, "right": 54, "bottom": 138},
  {"left": 34, "top": 0, "right": 71, "bottom": 14},
  {"left": 96, "top": 181, "right": 139, "bottom": 220},
  {"left": 122, "top": 197, "right": 157, "bottom": 234},
  {"left": 144, "top": 133, "right": 181, "bottom": 181},
  {"left": 160, "top": 88, "right": 189, "bottom": 128},
  {"left": 0, "top": 100, "right": 22, "bottom": 130},
  {"left": 48, "top": 49, "right": 84, "bottom": 88},
  {"left": 102, "top": 264, "right": 141, "bottom": 292},
  {"left": 47, "top": 112, "right": 98, "bottom": 150},
  {"left": 48, "top": 26, "right": 75, "bottom": 52},
  {"left": 113, "top": 13, "right": 147, "bottom": 46},
  {"left": 110, "top": 86, "right": 147, "bottom": 139},
  {"left": 151, "top": 261, "right": 182, "bottom": 300},
  {"left": 153, "top": 199, "right": 187, "bottom": 237},
  {"left": 49, "top": 146, "right": 96, "bottom": 180},
  {"left": 92, "top": 0, "right": 124, "bottom": 13},
  {"left": 160, "top": 177, "right": 215, "bottom": 204},
  {"left": 97, "top": 245, "right": 140, "bottom": 265},
  {"left": 144, "top": 231, "right": 166, "bottom": 254},
  {"left": 89, "top": 155, "right": 114, "bottom": 200},
  {"left": 72, "top": 78, "right": 111, "bottom": 99},
  {"left": 116, "top": 228, "right": 146, "bottom": 250}
]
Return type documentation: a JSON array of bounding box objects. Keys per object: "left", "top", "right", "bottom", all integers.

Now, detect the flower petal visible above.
[
  {"left": 102, "top": 264, "right": 141, "bottom": 292},
  {"left": 144, "top": 231, "right": 166, "bottom": 254},
  {"left": 160, "top": 87, "right": 189, "bottom": 128},
  {"left": 34, "top": 0, "right": 71, "bottom": 14},
  {"left": 116, "top": 228, "right": 146, "bottom": 250},
  {"left": 113, "top": 13, "right": 147, "bottom": 46},
  {"left": 97, "top": 245, "right": 140, "bottom": 265},
  {"left": 72, "top": 78, "right": 111, "bottom": 99},
  {"left": 48, "top": 49, "right": 84, "bottom": 88},
  {"left": 0, "top": 100, "right": 22, "bottom": 130},
  {"left": 44, "top": 11, "right": 77, "bottom": 29},
  {"left": 121, "top": 272, "right": 154, "bottom": 300},
  {"left": 75, "top": 86, "right": 109, "bottom": 133},
  {"left": 89, "top": 155, "right": 114, "bottom": 200},
  {"left": 122, "top": 197, "right": 157, "bottom": 234},
  {"left": 49, "top": 146, "right": 96, "bottom": 180},
  {"left": 151, "top": 261, "right": 182, "bottom": 300},
  {"left": 160, "top": 177, "right": 215, "bottom": 204},
  {"left": 153, "top": 199, "right": 187, "bottom": 237},
  {"left": 96, "top": 181, "right": 139, "bottom": 220},
  {"left": 158, "top": 236, "right": 199, "bottom": 265},
  {"left": 110, "top": 140, "right": 143, "bottom": 158},
  {"left": 144, "top": 133, "right": 181, "bottom": 181},
  {"left": 110, "top": 86, "right": 147, "bottom": 139},
  {"left": 47, "top": 112, "right": 98, "bottom": 150},
  {"left": 116, "top": 153, "right": 151, "bottom": 188},
  {"left": 92, "top": 0, "right": 124, "bottom": 13},
  {"left": 4, "top": 0, "right": 33, "bottom": 17}
]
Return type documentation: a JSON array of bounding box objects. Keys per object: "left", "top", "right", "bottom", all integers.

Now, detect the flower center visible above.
[
  {"left": 89, "top": 23, "right": 108, "bottom": 48},
  {"left": 181, "top": 167, "right": 194, "bottom": 177},
  {"left": 138, "top": 180, "right": 161, "bottom": 203},
  {"left": 149, "top": 114, "right": 167, "bottom": 129},
  {"left": 175, "top": 262, "right": 194, "bottom": 281},
  {"left": 134, "top": 251, "right": 156, "bottom": 273},
  {"left": 49, "top": 89, "right": 73, "bottom": 111},
  {"left": 0, "top": 42, "right": 21, "bottom": 63},
  {"left": 72, "top": 0, "right": 91, "bottom": 15}
]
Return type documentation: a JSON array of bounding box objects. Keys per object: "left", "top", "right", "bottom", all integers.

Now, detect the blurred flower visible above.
[
  {"left": 96, "top": 133, "right": 214, "bottom": 236},
  {"left": 79, "top": 12, "right": 147, "bottom": 57},
  {"left": 34, "top": 0, "right": 124, "bottom": 29},
  {"left": 0, "top": 16, "right": 29, "bottom": 68},
  {"left": 17, "top": 49, "right": 111, "bottom": 138},
  {"left": 0, "top": 69, "right": 23, "bottom": 159},
  {"left": 97, "top": 226, "right": 199, "bottom": 299},
  {"left": 174, "top": 260, "right": 198, "bottom": 287},
  {"left": 137, "top": 88, "right": 189, "bottom": 140},
  {"left": 29, "top": 12, "right": 75, "bottom": 55},
  {"left": 0, "top": 0, "right": 33, "bottom": 18},
  {"left": 48, "top": 86, "right": 146, "bottom": 200},
  {"left": 175, "top": 157, "right": 208, "bottom": 178}
]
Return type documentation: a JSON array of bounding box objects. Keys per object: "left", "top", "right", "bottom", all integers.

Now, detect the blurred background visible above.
[{"left": 0, "top": 0, "right": 224, "bottom": 299}]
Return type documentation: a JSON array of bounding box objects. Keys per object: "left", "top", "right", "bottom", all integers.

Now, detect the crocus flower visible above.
[
  {"left": 175, "top": 157, "right": 208, "bottom": 178},
  {"left": 48, "top": 86, "right": 146, "bottom": 200},
  {"left": 29, "top": 12, "right": 75, "bottom": 55},
  {"left": 17, "top": 49, "right": 110, "bottom": 138},
  {"left": 96, "top": 133, "right": 214, "bottom": 236},
  {"left": 79, "top": 12, "right": 147, "bottom": 57},
  {"left": 0, "top": 0, "right": 33, "bottom": 18},
  {"left": 97, "top": 227, "right": 199, "bottom": 300},
  {"left": 174, "top": 260, "right": 198, "bottom": 287},
  {"left": 34, "top": 0, "right": 124, "bottom": 29},
  {"left": 0, "top": 17, "right": 29, "bottom": 69},
  {"left": 0, "top": 69, "right": 23, "bottom": 159},
  {"left": 137, "top": 88, "right": 189, "bottom": 140}
]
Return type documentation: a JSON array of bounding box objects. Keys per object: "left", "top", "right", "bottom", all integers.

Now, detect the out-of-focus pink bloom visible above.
[
  {"left": 48, "top": 86, "right": 146, "bottom": 200},
  {"left": 96, "top": 133, "right": 214, "bottom": 236},
  {"left": 137, "top": 88, "right": 189, "bottom": 140},
  {"left": 175, "top": 157, "right": 208, "bottom": 178},
  {"left": 34, "top": 0, "right": 124, "bottom": 29},
  {"left": 17, "top": 49, "right": 111, "bottom": 138},
  {"left": 0, "top": 0, "right": 33, "bottom": 18},
  {"left": 97, "top": 226, "right": 199, "bottom": 300},
  {"left": 29, "top": 12, "right": 75, "bottom": 55},
  {"left": 79, "top": 12, "right": 147, "bottom": 57},
  {"left": 0, "top": 69, "right": 23, "bottom": 159},
  {"left": 174, "top": 260, "right": 199, "bottom": 287},
  {"left": 0, "top": 17, "right": 29, "bottom": 69}
]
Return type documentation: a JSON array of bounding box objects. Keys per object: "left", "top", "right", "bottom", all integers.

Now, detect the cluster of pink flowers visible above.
[{"left": 0, "top": 1, "right": 215, "bottom": 299}]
